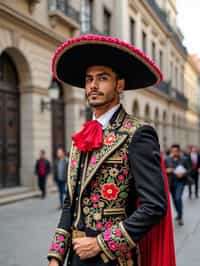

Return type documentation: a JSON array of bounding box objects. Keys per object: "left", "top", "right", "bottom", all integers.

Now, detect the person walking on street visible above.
[
  {"left": 165, "top": 144, "right": 190, "bottom": 225},
  {"left": 35, "top": 150, "right": 51, "bottom": 198},
  {"left": 47, "top": 35, "right": 175, "bottom": 266},
  {"left": 54, "top": 148, "right": 68, "bottom": 209},
  {"left": 188, "top": 145, "right": 200, "bottom": 198}
]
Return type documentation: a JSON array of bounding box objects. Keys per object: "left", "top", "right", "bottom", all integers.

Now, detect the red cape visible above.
[{"left": 139, "top": 154, "right": 176, "bottom": 266}]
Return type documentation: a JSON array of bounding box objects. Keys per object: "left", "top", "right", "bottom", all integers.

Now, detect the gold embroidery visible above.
[
  {"left": 103, "top": 208, "right": 126, "bottom": 216},
  {"left": 119, "top": 222, "right": 136, "bottom": 248}
]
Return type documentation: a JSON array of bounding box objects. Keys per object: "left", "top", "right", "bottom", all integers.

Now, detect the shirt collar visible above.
[{"left": 93, "top": 104, "right": 121, "bottom": 129}]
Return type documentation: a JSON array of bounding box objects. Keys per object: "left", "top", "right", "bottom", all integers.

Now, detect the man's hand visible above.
[
  {"left": 166, "top": 167, "right": 174, "bottom": 174},
  {"left": 48, "top": 258, "right": 59, "bottom": 266},
  {"left": 176, "top": 173, "right": 184, "bottom": 179},
  {"left": 72, "top": 237, "right": 101, "bottom": 260}
]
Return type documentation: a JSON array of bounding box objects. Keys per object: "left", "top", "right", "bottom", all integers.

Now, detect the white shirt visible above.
[{"left": 93, "top": 104, "right": 121, "bottom": 129}]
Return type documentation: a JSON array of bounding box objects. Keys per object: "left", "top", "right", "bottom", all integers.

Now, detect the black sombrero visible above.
[{"left": 52, "top": 35, "right": 163, "bottom": 90}]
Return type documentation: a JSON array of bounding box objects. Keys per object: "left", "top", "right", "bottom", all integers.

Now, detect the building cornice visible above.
[
  {"left": 140, "top": 0, "right": 187, "bottom": 58},
  {"left": 0, "top": 2, "right": 66, "bottom": 45}
]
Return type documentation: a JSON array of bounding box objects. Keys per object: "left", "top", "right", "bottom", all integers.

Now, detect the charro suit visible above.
[{"left": 48, "top": 106, "right": 167, "bottom": 266}]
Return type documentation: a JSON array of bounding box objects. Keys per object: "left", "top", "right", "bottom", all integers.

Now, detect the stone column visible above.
[
  {"left": 113, "top": 0, "right": 129, "bottom": 41},
  {"left": 20, "top": 88, "right": 52, "bottom": 189}
]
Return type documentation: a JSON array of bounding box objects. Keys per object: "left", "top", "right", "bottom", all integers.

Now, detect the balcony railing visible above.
[
  {"left": 48, "top": 0, "right": 80, "bottom": 25},
  {"left": 171, "top": 88, "right": 188, "bottom": 107},
  {"left": 145, "top": 0, "right": 187, "bottom": 55},
  {"left": 155, "top": 80, "right": 170, "bottom": 95}
]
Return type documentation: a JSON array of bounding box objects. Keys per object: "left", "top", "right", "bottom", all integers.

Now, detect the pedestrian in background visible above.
[
  {"left": 54, "top": 147, "right": 68, "bottom": 209},
  {"left": 165, "top": 144, "right": 190, "bottom": 225},
  {"left": 188, "top": 145, "right": 200, "bottom": 199},
  {"left": 35, "top": 150, "right": 51, "bottom": 198}
]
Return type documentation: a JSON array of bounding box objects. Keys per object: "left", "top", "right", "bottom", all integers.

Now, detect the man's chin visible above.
[{"left": 89, "top": 101, "right": 107, "bottom": 108}]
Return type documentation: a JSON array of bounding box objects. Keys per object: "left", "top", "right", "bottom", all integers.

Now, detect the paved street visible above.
[{"left": 0, "top": 191, "right": 200, "bottom": 266}]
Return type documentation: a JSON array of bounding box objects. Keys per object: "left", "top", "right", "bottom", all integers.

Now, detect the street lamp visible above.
[{"left": 40, "top": 79, "right": 60, "bottom": 112}]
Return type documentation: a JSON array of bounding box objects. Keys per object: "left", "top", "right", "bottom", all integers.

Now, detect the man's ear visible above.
[{"left": 117, "top": 79, "right": 125, "bottom": 94}]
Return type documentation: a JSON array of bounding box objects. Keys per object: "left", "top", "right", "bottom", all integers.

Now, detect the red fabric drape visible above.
[{"left": 139, "top": 154, "right": 176, "bottom": 266}]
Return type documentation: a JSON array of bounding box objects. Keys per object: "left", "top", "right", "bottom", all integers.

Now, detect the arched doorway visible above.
[
  {"left": 0, "top": 52, "right": 20, "bottom": 188},
  {"left": 51, "top": 80, "right": 66, "bottom": 160}
]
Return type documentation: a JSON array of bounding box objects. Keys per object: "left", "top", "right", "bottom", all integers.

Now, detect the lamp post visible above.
[{"left": 40, "top": 80, "right": 60, "bottom": 112}]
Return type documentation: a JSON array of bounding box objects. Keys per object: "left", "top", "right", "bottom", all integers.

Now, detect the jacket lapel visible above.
[{"left": 80, "top": 107, "right": 128, "bottom": 194}]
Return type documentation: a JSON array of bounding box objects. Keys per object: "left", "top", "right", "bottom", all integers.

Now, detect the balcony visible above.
[
  {"left": 171, "top": 88, "right": 188, "bottom": 108},
  {"left": 145, "top": 0, "right": 187, "bottom": 55},
  {"left": 155, "top": 80, "right": 170, "bottom": 95},
  {"left": 48, "top": 0, "right": 80, "bottom": 29}
]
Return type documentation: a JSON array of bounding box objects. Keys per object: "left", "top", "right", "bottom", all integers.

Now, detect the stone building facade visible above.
[{"left": 0, "top": 0, "right": 199, "bottom": 191}]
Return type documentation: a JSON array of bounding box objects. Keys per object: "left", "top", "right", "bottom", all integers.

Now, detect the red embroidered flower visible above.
[
  {"left": 104, "top": 133, "right": 116, "bottom": 145},
  {"left": 91, "top": 180, "right": 99, "bottom": 188},
  {"left": 122, "top": 152, "right": 128, "bottom": 161},
  {"left": 123, "top": 169, "right": 128, "bottom": 175},
  {"left": 126, "top": 251, "right": 132, "bottom": 259},
  {"left": 119, "top": 244, "right": 128, "bottom": 252},
  {"left": 90, "top": 193, "right": 99, "bottom": 203},
  {"left": 105, "top": 221, "right": 113, "bottom": 229},
  {"left": 101, "top": 183, "right": 120, "bottom": 200},
  {"left": 108, "top": 241, "right": 118, "bottom": 251}
]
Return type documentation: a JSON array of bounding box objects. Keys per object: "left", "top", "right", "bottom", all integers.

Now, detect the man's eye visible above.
[
  {"left": 86, "top": 78, "right": 92, "bottom": 83},
  {"left": 99, "top": 76, "right": 107, "bottom": 81}
]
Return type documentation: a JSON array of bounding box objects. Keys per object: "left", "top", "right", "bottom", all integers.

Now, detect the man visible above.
[
  {"left": 188, "top": 145, "right": 200, "bottom": 198},
  {"left": 47, "top": 35, "right": 173, "bottom": 266},
  {"left": 35, "top": 150, "right": 51, "bottom": 198},
  {"left": 165, "top": 144, "right": 189, "bottom": 225},
  {"left": 54, "top": 147, "right": 68, "bottom": 209}
]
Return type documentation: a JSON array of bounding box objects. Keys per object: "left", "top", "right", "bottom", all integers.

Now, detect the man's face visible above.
[
  {"left": 57, "top": 149, "right": 64, "bottom": 159},
  {"left": 85, "top": 65, "right": 124, "bottom": 108},
  {"left": 40, "top": 152, "right": 45, "bottom": 159},
  {"left": 171, "top": 147, "right": 180, "bottom": 158}
]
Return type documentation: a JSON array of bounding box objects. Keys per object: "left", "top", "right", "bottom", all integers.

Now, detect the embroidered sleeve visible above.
[
  {"left": 47, "top": 228, "right": 71, "bottom": 264},
  {"left": 97, "top": 222, "right": 136, "bottom": 260}
]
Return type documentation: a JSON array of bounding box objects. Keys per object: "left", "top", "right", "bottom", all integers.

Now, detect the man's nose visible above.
[{"left": 90, "top": 78, "right": 98, "bottom": 88}]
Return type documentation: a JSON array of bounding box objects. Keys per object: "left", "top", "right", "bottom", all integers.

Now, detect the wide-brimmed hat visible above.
[{"left": 52, "top": 35, "right": 162, "bottom": 90}]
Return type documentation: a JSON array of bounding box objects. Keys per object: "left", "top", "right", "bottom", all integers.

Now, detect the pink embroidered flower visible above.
[
  {"left": 108, "top": 241, "right": 118, "bottom": 251},
  {"left": 93, "top": 203, "right": 98, "bottom": 208},
  {"left": 71, "top": 160, "right": 76, "bottom": 168},
  {"left": 60, "top": 248, "right": 65, "bottom": 254},
  {"left": 118, "top": 175, "right": 125, "bottom": 182},
  {"left": 50, "top": 243, "right": 55, "bottom": 250},
  {"left": 103, "top": 230, "right": 112, "bottom": 241},
  {"left": 90, "top": 155, "right": 97, "bottom": 164},
  {"left": 105, "top": 221, "right": 113, "bottom": 229},
  {"left": 101, "top": 183, "right": 120, "bottom": 200},
  {"left": 53, "top": 244, "right": 60, "bottom": 251},
  {"left": 90, "top": 193, "right": 99, "bottom": 203},
  {"left": 123, "top": 169, "right": 128, "bottom": 175},
  {"left": 104, "top": 133, "right": 116, "bottom": 146},
  {"left": 96, "top": 222, "right": 103, "bottom": 230},
  {"left": 57, "top": 235, "right": 65, "bottom": 242},
  {"left": 123, "top": 120, "right": 132, "bottom": 129},
  {"left": 115, "top": 229, "right": 122, "bottom": 237}
]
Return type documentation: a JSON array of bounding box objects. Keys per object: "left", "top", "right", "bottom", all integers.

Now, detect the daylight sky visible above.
[{"left": 176, "top": 0, "right": 200, "bottom": 56}]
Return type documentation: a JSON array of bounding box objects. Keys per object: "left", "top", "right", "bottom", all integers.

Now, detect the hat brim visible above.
[{"left": 52, "top": 35, "right": 162, "bottom": 90}]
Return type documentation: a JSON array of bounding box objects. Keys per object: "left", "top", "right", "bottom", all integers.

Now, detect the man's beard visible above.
[{"left": 86, "top": 87, "right": 117, "bottom": 108}]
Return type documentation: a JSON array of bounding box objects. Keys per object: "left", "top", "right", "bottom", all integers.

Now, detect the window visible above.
[
  {"left": 159, "top": 50, "right": 163, "bottom": 71},
  {"left": 151, "top": 41, "right": 156, "bottom": 61},
  {"left": 175, "top": 66, "right": 178, "bottom": 88},
  {"left": 103, "top": 8, "right": 111, "bottom": 35},
  {"left": 170, "top": 62, "right": 173, "bottom": 84},
  {"left": 130, "top": 18, "right": 135, "bottom": 44},
  {"left": 142, "top": 31, "right": 147, "bottom": 53}
]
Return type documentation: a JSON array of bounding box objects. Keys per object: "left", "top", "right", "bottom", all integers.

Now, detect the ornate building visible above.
[{"left": 0, "top": 0, "right": 199, "bottom": 194}]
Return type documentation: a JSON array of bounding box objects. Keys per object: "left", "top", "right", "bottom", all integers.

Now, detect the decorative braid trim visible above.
[
  {"left": 97, "top": 234, "right": 116, "bottom": 261},
  {"left": 119, "top": 222, "right": 136, "bottom": 248}
]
